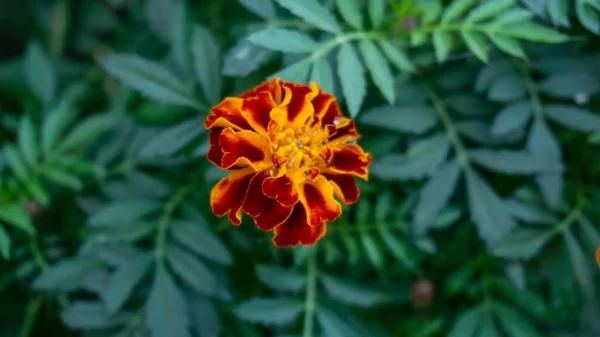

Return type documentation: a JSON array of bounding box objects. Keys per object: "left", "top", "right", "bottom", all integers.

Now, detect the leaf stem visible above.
[
  {"left": 518, "top": 62, "right": 544, "bottom": 119},
  {"left": 553, "top": 193, "right": 586, "bottom": 234},
  {"left": 18, "top": 293, "right": 45, "bottom": 337},
  {"left": 302, "top": 249, "right": 318, "bottom": 337},
  {"left": 154, "top": 185, "right": 192, "bottom": 264},
  {"left": 28, "top": 236, "right": 48, "bottom": 270}
]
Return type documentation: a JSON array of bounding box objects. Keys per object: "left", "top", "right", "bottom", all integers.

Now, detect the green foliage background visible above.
[{"left": 1, "top": 0, "right": 600, "bottom": 336}]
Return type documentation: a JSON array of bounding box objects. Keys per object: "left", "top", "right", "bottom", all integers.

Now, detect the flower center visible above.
[{"left": 270, "top": 125, "right": 329, "bottom": 170}]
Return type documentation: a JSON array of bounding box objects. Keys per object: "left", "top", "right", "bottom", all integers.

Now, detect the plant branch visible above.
[
  {"left": 154, "top": 185, "right": 192, "bottom": 263},
  {"left": 519, "top": 62, "right": 544, "bottom": 119},
  {"left": 302, "top": 249, "right": 318, "bottom": 337}
]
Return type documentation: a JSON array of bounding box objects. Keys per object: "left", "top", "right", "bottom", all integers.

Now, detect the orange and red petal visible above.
[
  {"left": 210, "top": 169, "right": 256, "bottom": 225},
  {"left": 242, "top": 91, "right": 276, "bottom": 134},
  {"left": 262, "top": 174, "right": 299, "bottom": 207},
  {"left": 241, "top": 78, "right": 285, "bottom": 105},
  {"left": 243, "top": 172, "right": 293, "bottom": 231},
  {"left": 283, "top": 82, "right": 318, "bottom": 127},
  {"left": 220, "top": 128, "right": 272, "bottom": 170},
  {"left": 322, "top": 172, "right": 360, "bottom": 205},
  {"left": 272, "top": 204, "right": 327, "bottom": 247},
  {"left": 596, "top": 247, "right": 600, "bottom": 269},
  {"left": 207, "top": 128, "right": 225, "bottom": 167},
  {"left": 298, "top": 175, "right": 342, "bottom": 227},
  {"left": 205, "top": 97, "right": 251, "bottom": 130},
  {"left": 328, "top": 144, "right": 372, "bottom": 180},
  {"left": 329, "top": 119, "right": 360, "bottom": 144},
  {"left": 311, "top": 89, "right": 336, "bottom": 126},
  {"left": 318, "top": 99, "right": 343, "bottom": 127}
]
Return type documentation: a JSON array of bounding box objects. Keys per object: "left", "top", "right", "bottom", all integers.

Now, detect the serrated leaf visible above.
[
  {"left": 492, "top": 279, "right": 547, "bottom": 318},
  {"left": 104, "top": 252, "right": 153, "bottom": 313},
  {"left": 577, "top": 0, "right": 600, "bottom": 34},
  {"left": 88, "top": 200, "right": 162, "bottom": 228},
  {"left": 269, "top": 58, "right": 312, "bottom": 84},
  {"left": 190, "top": 296, "right": 222, "bottom": 337},
  {"left": 310, "top": 58, "right": 334, "bottom": 94},
  {"left": 275, "top": 0, "right": 341, "bottom": 33},
  {"left": 504, "top": 199, "right": 558, "bottom": 225},
  {"left": 42, "top": 166, "right": 83, "bottom": 190},
  {"left": 192, "top": 25, "right": 222, "bottom": 104},
  {"left": 458, "top": 120, "right": 524, "bottom": 145},
  {"left": 138, "top": 116, "right": 205, "bottom": 158},
  {"left": 466, "top": 0, "right": 515, "bottom": 23},
  {"left": 320, "top": 274, "right": 390, "bottom": 307},
  {"left": 445, "top": 94, "right": 494, "bottom": 116},
  {"left": 223, "top": 39, "right": 274, "bottom": 77},
  {"left": 61, "top": 301, "right": 129, "bottom": 330},
  {"left": 0, "top": 203, "right": 35, "bottom": 234},
  {"left": 479, "top": 315, "right": 501, "bottom": 337},
  {"left": 544, "top": 104, "right": 600, "bottom": 132},
  {"left": 548, "top": 0, "right": 570, "bottom": 27},
  {"left": 501, "top": 23, "right": 570, "bottom": 43},
  {"left": 493, "top": 301, "right": 544, "bottom": 337},
  {"left": 256, "top": 265, "right": 306, "bottom": 292},
  {"left": 146, "top": 264, "right": 191, "bottom": 337},
  {"left": 414, "top": 159, "right": 461, "bottom": 236},
  {"left": 359, "top": 40, "right": 395, "bottom": 104},
  {"left": 564, "top": 229, "right": 594, "bottom": 297},
  {"left": 100, "top": 54, "right": 198, "bottom": 108},
  {"left": 540, "top": 72, "right": 600, "bottom": 98},
  {"left": 378, "top": 230, "right": 415, "bottom": 269},
  {"left": 432, "top": 31, "right": 453, "bottom": 63},
  {"left": 368, "top": 0, "right": 385, "bottom": 28},
  {"left": 442, "top": 0, "right": 477, "bottom": 23},
  {"left": 492, "top": 228, "right": 553, "bottom": 259},
  {"left": 336, "top": 0, "right": 363, "bottom": 29},
  {"left": 527, "top": 117, "right": 563, "bottom": 209},
  {"left": 238, "top": 0, "right": 276, "bottom": 19},
  {"left": 170, "top": 0, "right": 193, "bottom": 77},
  {"left": 360, "top": 105, "right": 438, "bottom": 134},
  {"left": 59, "top": 112, "right": 117, "bottom": 152},
  {"left": 3, "top": 144, "right": 28, "bottom": 181},
  {"left": 378, "top": 40, "right": 415, "bottom": 73},
  {"left": 234, "top": 298, "right": 304, "bottom": 326},
  {"left": 448, "top": 305, "right": 482, "bottom": 337},
  {"left": 0, "top": 226, "right": 11, "bottom": 259},
  {"left": 461, "top": 31, "right": 489, "bottom": 62},
  {"left": 25, "top": 40, "right": 57, "bottom": 106},
  {"left": 488, "top": 34, "right": 526, "bottom": 59},
  {"left": 248, "top": 27, "right": 318, "bottom": 53},
  {"left": 166, "top": 244, "right": 227, "bottom": 299},
  {"left": 169, "top": 219, "right": 232, "bottom": 266},
  {"left": 488, "top": 73, "right": 526, "bottom": 102},
  {"left": 316, "top": 306, "right": 363, "bottom": 337},
  {"left": 494, "top": 9, "right": 535, "bottom": 25},
  {"left": 475, "top": 60, "right": 513, "bottom": 93},
  {"left": 338, "top": 43, "right": 366, "bottom": 118},
  {"left": 491, "top": 101, "right": 532, "bottom": 136},
  {"left": 42, "top": 98, "right": 76, "bottom": 154},
  {"left": 360, "top": 232, "right": 384, "bottom": 269},
  {"left": 580, "top": 216, "right": 600, "bottom": 250},
  {"left": 433, "top": 207, "right": 464, "bottom": 230},
  {"left": 18, "top": 116, "right": 38, "bottom": 168},
  {"left": 469, "top": 149, "right": 548, "bottom": 175},
  {"left": 466, "top": 169, "right": 517, "bottom": 245},
  {"left": 33, "top": 258, "right": 99, "bottom": 290}
]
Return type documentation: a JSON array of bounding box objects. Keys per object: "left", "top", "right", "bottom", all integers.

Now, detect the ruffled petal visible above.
[
  {"left": 298, "top": 175, "right": 342, "bottom": 227},
  {"left": 322, "top": 172, "right": 360, "bottom": 204},
  {"left": 312, "top": 91, "right": 337, "bottom": 126},
  {"left": 329, "top": 118, "right": 360, "bottom": 145},
  {"left": 241, "top": 78, "right": 285, "bottom": 105},
  {"left": 262, "top": 174, "right": 299, "bottom": 207},
  {"left": 210, "top": 169, "right": 256, "bottom": 225},
  {"left": 220, "top": 128, "right": 272, "bottom": 170},
  {"left": 596, "top": 247, "right": 600, "bottom": 268},
  {"left": 282, "top": 82, "right": 318, "bottom": 127},
  {"left": 207, "top": 128, "right": 224, "bottom": 167},
  {"left": 205, "top": 98, "right": 252, "bottom": 130},
  {"left": 243, "top": 172, "right": 293, "bottom": 231},
  {"left": 242, "top": 91, "right": 276, "bottom": 134},
  {"left": 272, "top": 204, "right": 327, "bottom": 247},
  {"left": 328, "top": 144, "right": 372, "bottom": 180},
  {"left": 318, "top": 98, "right": 343, "bottom": 126}
]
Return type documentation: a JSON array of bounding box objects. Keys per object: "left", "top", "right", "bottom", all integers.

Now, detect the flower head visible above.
[{"left": 205, "top": 78, "right": 371, "bottom": 247}]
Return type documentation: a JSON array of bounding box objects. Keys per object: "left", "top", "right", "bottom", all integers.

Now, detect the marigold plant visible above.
[{"left": 205, "top": 78, "right": 371, "bottom": 247}]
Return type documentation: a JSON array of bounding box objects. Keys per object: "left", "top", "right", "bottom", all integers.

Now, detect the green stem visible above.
[
  {"left": 519, "top": 62, "right": 544, "bottom": 118},
  {"left": 310, "top": 31, "right": 383, "bottom": 61},
  {"left": 49, "top": 0, "right": 69, "bottom": 57},
  {"left": 28, "top": 236, "right": 48, "bottom": 270},
  {"left": 18, "top": 293, "right": 45, "bottom": 337},
  {"left": 154, "top": 186, "right": 192, "bottom": 263},
  {"left": 302, "top": 249, "right": 318, "bottom": 337},
  {"left": 553, "top": 194, "right": 586, "bottom": 234}
]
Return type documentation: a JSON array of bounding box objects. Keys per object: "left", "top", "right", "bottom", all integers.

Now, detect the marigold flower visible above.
[
  {"left": 596, "top": 247, "right": 600, "bottom": 269},
  {"left": 204, "top": 78, "right": 372, "bottom": 247}
]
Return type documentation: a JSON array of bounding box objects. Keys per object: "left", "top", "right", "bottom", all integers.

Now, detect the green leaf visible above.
[
  {"left": 3, "top": 144, "right": 29, "bottom": 181},
  {"left": 190, "top": 296, "right": 221, "bottom": 337},
  {"left": 540, "top": 72, "right": 600, "bottom": 98},
  {"left": 138, "top": 116, "right": 205, "bottom": 158},
  {"left": 18, "top": 116, "right": 38, "bottom": 168},
  {"left": 492, "top": 228, "right": 553, "bottom": 260},
  {"left": 445, "top": 94, "right": 494, "bottom": 116},
  {"left": 42, "top": 98, "right": 76, "bottom": 154},
  {"left": 492, "top": 279, "right": 547, "bottom": 318},
  {"left": 579, "top": 216, "right": 600, "bottom": 250},
  {"left": 504, "top": 199, "right": 558, "bottom": 225},
  {"left": 488, "top": 73, "right": 525, "bottom": 102},
  {"left": 248, "top": 27, "right": 318, "bottom": 53},
  {"left": 25, "top": 40, "right": 57, "bottom": 106},
  {"left": 458, "top": 120, "right": 523, "bottom": 145},
  {"left": 359, "top": 40, "right": 395, "bottom": 104},
  {"left": 378, "top": 40, "right": 415, "bottom": 73},
  {"left": 320, "top": 274, "right": 390, "bottom": 307},
  {"left": 501, "top": 23, "right": 570, "bottom": 43},
  {"left": 169, "top": 219, "right": 232, "bottom": 266},
  {"left": 255, "top": 265, "right": 306, "bottom": 293},
  {"left": 33, "top": 258, "right": 99, "bottom": 290},
  {"left": 544, "top": 104, "right": 600, "bottom": 132},
  {"left": 432, "top": 31, "right": 453, "bottom": 63},
  {"left": 368, "top": 0, "right": 385, "bottom": 28},
  {"left": 448, "top": 305, "right": 482, "bottom": 337},
  {"left": 191, "top": 24, "right": 222, "bottom": 105},
  {"left": 461, "top": 31, "right": 489, "bottom": 62},
  {"left": 466, "top": 169, "right": 517, "bottom": 245},
  {"left": 577, "top": 0, "right": 600, "bottom": 34},
  {"left": 414, "top": 159, "right": 461, "bottom": 236},
  {"left": 338, "top": 43, "right": 366, "bottom": 118},
  {"left": 548, "top": 0, "right": 570, "bottom": 27},
  {"left": 166, "top": 244, "right": 226, "bottom": 299},
  {"left": 223, "top": 39, "right": 274, "bottom": 77},
  {"left": 274, "top": 0, "right": 341, "bottom": 33},
  {"left": 269, "top": 58, "right": 312, "bottom": 83},
  {"left": 146, "top": 264, "right": 191, "bottom": 337},
  {"left": 527, "top": 117, "right": 563, "bottom": 209},
  {"left": 42, "top": 166, "right": 83, "bottom": 190},
  {"left": 433, "top": 207, "right": 464, "bottom": 230},
  {"left": 491, "top": 101, "right": 532, "bottom": 136},
  {"left": 58, "top": 112, "right": 117, "bottom": 152},
  {"left": 564, "top": 229, "right": 594, "bottom": 297},
  {"left": 378, "top": 230, "right": 416, "bottom": 269},
  {"left": 336, "top": 0, "right": 363, "bottom": 29},
  {"left": 234, "top": 298, "right": 304, "bottom": 326},
  {"left": 493, "top": 301, "right": 543, "bottom": 337},
  {"left": 488, "top": 34, "right": 526, "bottom": 59},
  {"left": 61, "top": 302, "right": 129, "bottom": 330},
  {"left": 316, "top": 306, "right": 363, "bottom": 337},
  {"left": 360, "top": 105, "right": 438, "bottom": 134},
  {"left": 170, "top": 0, "right": 193, "bottom": 77},
  {"left": 238, "top": 0, "right": 276, "bottom": 19},
  {"left": 88, "top": 200, "right": 162, "bottom": 228},
  {"left": 479, "top": 315, "right": 501, "bottom": 337},
  {"left": 469, "top": 149, "right": 548, "bottom": 175},
  {"left": 442, "top": 0, "right": 477, "bottom": 23},
  {"left": 494, "top": 9, "right": 535, "bottom": 25},
  {"left": 466, "top": 0, "right": 515, "bottom": 23},
  {"left": 0, "top": 226, "right": 10, "bottom": 259},
  {"left": 0, "top": 203, "right": 35, "bottom": 234},
  {"left": 104, "top": 252, "right": 153, "bottom": 313},
  {"left": 360, "top": 232, "right": 384, "bottom": 269},
  {"left": 310, "top": 58, "right": 334, "bottom": 94},
  {"left": 99, "top": 54, "right": 198, "bottom": 108}
]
